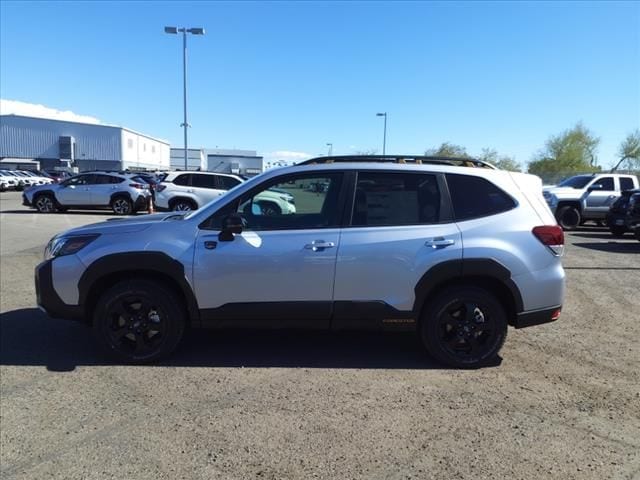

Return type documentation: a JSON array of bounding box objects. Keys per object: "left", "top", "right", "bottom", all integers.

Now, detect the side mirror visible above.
[
  {"left": 219, "top": 214, "right": 245, "bottom": 242},
  {"left": 588, "top": 184, "right": 603, "bottom": 192}
]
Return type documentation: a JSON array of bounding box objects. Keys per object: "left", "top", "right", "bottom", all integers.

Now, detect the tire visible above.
[
  {"left": 34, "top": 193, "right": 57, "bottom": 213},
  {"left": 635, "top": 228, "right": 640, "bottom": 242},
  {"left": 92, "top": 279, "right": 186, "bottom": 364},
  {"left": 556, "top": 206, "right": 581, "bottom": 231},
  {"left": 609, "top": 226, "right": 627, "bottom": 237},
  {"left": 420, "top": 286, "right": 508, "bottom": 368},
  {"left": 111, "top": 197, "right": 133, "bottom": 215},
  {"left": 256, "top": 201, "right": 281, "bottom": 216},
  {"left": 170, "top": 198, "right": 197, "bottom": 212}
]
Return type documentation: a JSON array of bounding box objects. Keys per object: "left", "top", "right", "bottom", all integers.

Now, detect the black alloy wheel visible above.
[
  {"left": 93, "top": 280, "right": 185, "bottom": 363},
  {"left": 421, "top": 286, "right": 507, "bottom": 368}
]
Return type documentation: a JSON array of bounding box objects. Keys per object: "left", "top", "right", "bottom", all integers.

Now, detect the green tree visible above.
[
  {"left": 611, "top": 129, "right": 640, "bottom": 172},
  {"left": 425, "top": 142, "right": 468, "bottom": 158},
  {"left": 478, "top": 148, "right": 521, "bottom": 172},
  {"left": 528, "top": 123, "right": 600, "bottom": 180}
]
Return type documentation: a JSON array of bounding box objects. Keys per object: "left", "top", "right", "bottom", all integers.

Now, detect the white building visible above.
[
  {"left": 169, "top": 148, "right": 206, "bottom": 171},
  {"left": 204, "top": 148, "right": 264, "bottom": 177},
  {"left": 0, "top": 115, "right": 170, "bottom": 172}
]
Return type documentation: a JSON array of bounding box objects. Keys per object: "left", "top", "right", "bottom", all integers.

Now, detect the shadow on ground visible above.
[
  {"left": 0, "top": 210, "right": 143, "bottom": 216},
  {"left": 0, "top": 308, "right": 475, "bottom": 371},
  {"left": 572, "top": 242, "right": 640, "bottom": 253}
]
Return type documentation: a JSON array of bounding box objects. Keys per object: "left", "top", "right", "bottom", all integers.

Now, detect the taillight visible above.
[
  {"left": 533, "top": 225, "right": 565, "bottom": 256},
  {"left": 129, "top": 183, "right": 145, "bottom": 189},
  {"left": 156, "top": 184, "right": 166, "bottom": 192}
]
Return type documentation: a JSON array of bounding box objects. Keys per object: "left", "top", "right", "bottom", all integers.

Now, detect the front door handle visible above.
[
  {"left": 304, "top": 240, "right": 335, "bottom": 252},
  {"left": 425, "top": 237, "right": 455, "bottom": 248}
]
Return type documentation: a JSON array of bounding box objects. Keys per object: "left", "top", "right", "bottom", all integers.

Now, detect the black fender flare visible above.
[
  {"left": 78, "top": 252, "right": 200, "bottom": 324},
  {"left": 413, "top": 258, "right": 524, "bottom": 317}
]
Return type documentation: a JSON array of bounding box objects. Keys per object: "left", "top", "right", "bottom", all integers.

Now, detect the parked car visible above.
[
  {"left": 626, "top": 191, "right": 640, "bottom": 242},
  {"left": 155, "top": 171, "right": 296, "bottom": 214},
  {"left": 0, "top": 170, "right": 30, "bottom": 190},
  {"left": 23, "top": 172, "right": 152, "bottom": 215},
  {"left": 543, "top": 173, "right": 639, "bottom": 230},
  {"left": 19, "top": 170, "right": 54, "bottom": 186},
  {"left": 606, "top": 189, "right": 640, "bottom": 237},
  {"left": 35, "top": 155, "right": 565, "bottom": 368},
  {"left": 44, "top": 170, "right": 72, "bottom": 183},
  {"left": 0, "top": 171, "right": 18, "bottom": 191}
]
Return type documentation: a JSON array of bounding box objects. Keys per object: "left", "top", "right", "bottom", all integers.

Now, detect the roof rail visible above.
[{"left": 298, "top": 155, "right": 497, "bottom": 169}]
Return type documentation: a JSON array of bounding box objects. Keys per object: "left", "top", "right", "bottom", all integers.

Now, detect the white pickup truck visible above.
[{"left": 543, "top": 173, "right": 639, "bottom": 230}]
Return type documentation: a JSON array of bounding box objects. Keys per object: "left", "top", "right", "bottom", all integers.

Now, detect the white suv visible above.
[
  {"left": 155, "top": 171, "right": 296, "bottom": 215},
  {"left": 35, "top": 155, "right": 565, "bottom": 368}
]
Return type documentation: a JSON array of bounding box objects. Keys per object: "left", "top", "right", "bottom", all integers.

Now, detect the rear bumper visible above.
[
  {"left": 133, "top": 194, "right": 149, "bottom": 211},
  {"left": 35, "top": 260, "right": 84, "bottom": 321},
  {"left": 514, "top": 306, "right": 562, "bottom": 329}
]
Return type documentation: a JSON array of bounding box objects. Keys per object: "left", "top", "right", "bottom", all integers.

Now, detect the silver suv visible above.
[
  {"left": 35, "top": 156, "right": 565, "bottom": 368},
  {"left": 23, "top": 172, "right": 152, "bottom": 215}
]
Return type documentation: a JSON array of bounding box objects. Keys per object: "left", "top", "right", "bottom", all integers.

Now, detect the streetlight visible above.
[
  {"left": 376, "top": 112, "right": 387, "bottom": 155},
  {"left": 326, "top": 143, "right": 333, "bottom": 156},
  {"left": 164, "top": 26, "right": 205, "bottom": 170}
]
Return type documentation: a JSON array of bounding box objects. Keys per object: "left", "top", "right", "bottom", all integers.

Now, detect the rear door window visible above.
[
  {"left": 446, "top": 174, "right": 516, "bottom": 220},
  {"left": 350, "top": 172, "right": 441, "bottom": 226},
  {"left": 620, "top": 177, "right": 635, "bottom": 191},
  {"left": 191, "top": 174, "right": 217, "bottom": 189}
]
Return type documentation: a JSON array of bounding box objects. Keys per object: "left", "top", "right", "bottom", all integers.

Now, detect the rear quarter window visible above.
[
  {"left": 173, "top": 174, "right": 191, "bottom": 186},
  {"left": 446, "top": 174, "right": 516, "bottom": 220}
]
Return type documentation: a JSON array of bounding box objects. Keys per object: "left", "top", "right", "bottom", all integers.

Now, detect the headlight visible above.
[{"left": 44, "top": 234, "right": 100, "bottom": 260}]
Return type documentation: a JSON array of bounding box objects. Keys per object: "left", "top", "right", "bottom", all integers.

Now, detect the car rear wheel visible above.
[
  {"left": 93, "top": 279, "right": 186, "bottom": 363},
  {"left": 111, "top": 197, "right": 133, "bottom": 215},
  {"left": 170, "top": 199, "right": 197, "bottom": 212},
  {"left": 34, "top": 194, "right": 57, "bottom": 213},
  {"left": 556, "top": 206, "right": 581, "bottom": 231},
  {"left": 420, "top": 286, "right": 507, "bottom": 368}
]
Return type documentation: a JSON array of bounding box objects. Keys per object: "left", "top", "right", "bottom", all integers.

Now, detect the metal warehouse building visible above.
[
  {"left": 0, "top": 114, "right": 170, "bottom": 172},
  {"left": 169, "top": 147, "right": 264, "bottom": 177}
]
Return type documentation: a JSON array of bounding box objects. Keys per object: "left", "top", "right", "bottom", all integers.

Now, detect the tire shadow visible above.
[{"left": 0, "top": 308, "right": 486, "bottom": 371}]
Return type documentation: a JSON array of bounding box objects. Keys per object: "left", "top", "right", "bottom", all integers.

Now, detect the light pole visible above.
[
  {"left": 165, "top": 26, "right": 205, "bottom": 170},
  {"left": 376, "top": 112, "right": 387, "bottom": 155},
  {"left": 326, "top": 143, "right": 333, "bottom": 156}
]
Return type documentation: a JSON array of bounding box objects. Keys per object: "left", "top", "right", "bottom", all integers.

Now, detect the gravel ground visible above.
[{"left": 1, "top": 191, "right": 639, "bottom": 480}]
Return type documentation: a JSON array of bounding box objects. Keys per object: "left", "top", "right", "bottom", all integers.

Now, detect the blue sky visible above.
[{"left": 1, "top": 1, "right": 639, "bottom": 167}]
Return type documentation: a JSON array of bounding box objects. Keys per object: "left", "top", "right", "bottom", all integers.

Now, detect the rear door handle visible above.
[
  {"left": 425, "top": 237, "right": 455, "bottom": 248},
  {"left": 304, "top": 240, "right": 335, "bottom": 252}
]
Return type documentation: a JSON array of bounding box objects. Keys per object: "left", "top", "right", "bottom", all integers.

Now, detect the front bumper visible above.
[
  {"left": 22, "top": 193, "right": 31, "bottom": 206},
  {"left": 514, "top": 306, "right": 562, "bottom": 329},
  {"left": 35, "top": 260, "right": 84, "bottom": 321}
]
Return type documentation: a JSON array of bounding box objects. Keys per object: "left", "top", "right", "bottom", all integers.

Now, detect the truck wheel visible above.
[
  {"left": 93, "top": 279, "right": 186, "bottom": 364},
  {"left": 556, "top": 206, "right": 581, "bottom": 231},
  {"left": 420, "top": 286, "right": 507, "bottom": 368}
]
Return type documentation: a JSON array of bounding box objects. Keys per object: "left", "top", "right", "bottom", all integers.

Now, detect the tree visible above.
[
  {"left": 611, "top": 129, "right": 640, "bottom": 172},
  {"left": 478, "top": 148, "right": 521, "bottom": 172},
  {"left": 528, "top": 123, "right": 600, "bottom": 180},
  {"left": 425, "top": 142, "right": 468, "bottom": 158}
]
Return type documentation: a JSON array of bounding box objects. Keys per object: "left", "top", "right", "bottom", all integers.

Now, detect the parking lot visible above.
[{"left": 1, "top": 190, "right": 638, "bottom": 479}]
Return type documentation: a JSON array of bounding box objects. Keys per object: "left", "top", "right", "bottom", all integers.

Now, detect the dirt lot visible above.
[{"left": 1, "top": 190, "right": 639, "bottom": 480}]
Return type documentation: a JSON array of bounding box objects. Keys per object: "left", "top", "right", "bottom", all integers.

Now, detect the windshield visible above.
[{"left": 558, "top": 175, "right": 593, "bottom": 189}]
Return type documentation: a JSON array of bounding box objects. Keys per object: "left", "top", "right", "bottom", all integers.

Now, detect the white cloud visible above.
[
  {"left": 0, "top": 98, "right": 101, "bottom": 124},
  {"left": 262, "top": 150, "right": 313, "bottom": 166}
]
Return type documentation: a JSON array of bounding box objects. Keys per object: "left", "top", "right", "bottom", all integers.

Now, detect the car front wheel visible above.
[
  {"left": 93, "top": 279, "right": 186, "bottom": 363},
  {"left": 34, "top": 194, "right": 57, "bottom": 213},
  {"left": 420, "top": 286, "right": 508, "bottom": 368}
]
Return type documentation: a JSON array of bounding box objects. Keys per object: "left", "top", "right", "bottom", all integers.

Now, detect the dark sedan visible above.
[{"left": 606, "top": 189, "right": 640, "bottom": 237}]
